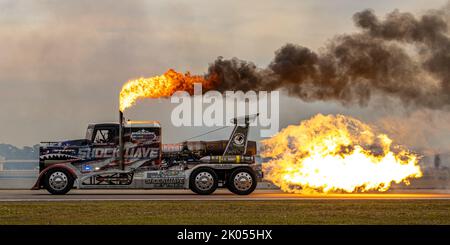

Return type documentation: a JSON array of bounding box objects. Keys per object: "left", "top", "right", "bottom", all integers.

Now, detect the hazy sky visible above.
[{"left": 0, "top": 0, "right": 449, "bottom": 147}]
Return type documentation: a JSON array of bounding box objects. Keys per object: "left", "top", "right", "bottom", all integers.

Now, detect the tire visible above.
[
  {"left": 227, "top": 168, "right": 257, "bottom": 195},
  {"left": 43, "top": 168, "right": 74, "bottom": 195},
  {"left": 189, "top": 168, "right": 218, "bottom": 195}
]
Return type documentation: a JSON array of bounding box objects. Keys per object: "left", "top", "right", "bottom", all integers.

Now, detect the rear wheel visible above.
[
  {"left": 227, "top": 168, "right": 257, "bottom": 195},
  {"left": 43, "top": 168, "right": 74, "bottom": 195},
  {"left": 189, "top": 168, "right": 218, "bottom": 195}
]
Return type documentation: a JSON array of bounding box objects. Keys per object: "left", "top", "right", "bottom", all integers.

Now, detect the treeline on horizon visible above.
[{"left": 0, "top": 144, "right": 39, "bottom": 160}]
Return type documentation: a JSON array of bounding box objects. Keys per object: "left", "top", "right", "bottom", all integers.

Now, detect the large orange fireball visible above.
[
  {"left": 261, "top": 114, "right": 422, "bottom": 193},
  {"left": 119, "top": 69, "right": 215, "bottom": 112}
]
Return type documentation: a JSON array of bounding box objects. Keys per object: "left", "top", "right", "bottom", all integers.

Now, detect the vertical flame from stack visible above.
[{"left": 119, "top": 69, "right": 216, "bottom": 112}]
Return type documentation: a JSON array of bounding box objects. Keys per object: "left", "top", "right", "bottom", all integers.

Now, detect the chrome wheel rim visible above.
[
  {"left": 195, "top": 172, "right": 214, "bottom": 191},
  {"left": 49, "top": 171, "right": 68, "bottom": 191},
  {"left": 234, "top": 172, "right": 253, "bottom": 191}
]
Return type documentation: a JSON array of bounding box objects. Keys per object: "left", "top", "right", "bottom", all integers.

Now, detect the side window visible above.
[
  {"left": 93, "top": 129, "right": 114, "bottom": 144},
  {"left": 85, "top": 126, "right": 94, "bottom": 141}
]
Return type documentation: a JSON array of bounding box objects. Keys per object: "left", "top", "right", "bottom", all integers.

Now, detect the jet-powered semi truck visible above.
[{"left": 32, "top": 113, "right": 262, "bottom": 195}]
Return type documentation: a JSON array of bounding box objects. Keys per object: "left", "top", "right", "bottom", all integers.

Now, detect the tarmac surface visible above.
[{"left": 1, "top": 189, "right": 450, "bottom": 201}]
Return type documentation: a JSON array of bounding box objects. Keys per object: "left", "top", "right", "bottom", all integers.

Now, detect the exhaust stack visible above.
[{"left": 119, "top": 111, "right": 125, "bottom": 170}]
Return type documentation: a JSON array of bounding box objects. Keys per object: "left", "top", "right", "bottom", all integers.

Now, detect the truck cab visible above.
[{"left": 34, "top": 115, "right": 261, "bottom": 195}]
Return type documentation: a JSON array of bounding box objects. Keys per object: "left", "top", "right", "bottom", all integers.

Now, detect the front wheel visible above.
[
  {"left": 227, "top": 168, "right": 257, "bottom": 195},
  {"left": 189, "top": 168, "right": 218, "bottom": 195},
  {"left": 43, "top": 168, "right": 74, "bottom": 195}
]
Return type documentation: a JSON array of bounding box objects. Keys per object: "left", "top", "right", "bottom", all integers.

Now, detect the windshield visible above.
[{"left": 85, "top": 125, "right": 94, "bottom": 141}]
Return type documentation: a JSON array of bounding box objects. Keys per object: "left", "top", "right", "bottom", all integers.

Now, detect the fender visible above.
[{"left": 31, "top": 164, "right": 77, "bottom": 190}]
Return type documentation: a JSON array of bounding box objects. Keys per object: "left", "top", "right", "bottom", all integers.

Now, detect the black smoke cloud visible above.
[{"left": 207, "top": 4, "right": 450, "bottom": 109}]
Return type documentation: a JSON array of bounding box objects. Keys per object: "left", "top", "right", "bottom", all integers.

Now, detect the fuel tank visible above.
[{"left": 162, "top": 140, "right": 257, "bottom": 156}]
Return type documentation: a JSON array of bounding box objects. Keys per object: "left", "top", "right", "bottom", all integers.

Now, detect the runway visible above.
[{"left": 1, "top": 189, "right": 450, "bottom": 201}]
